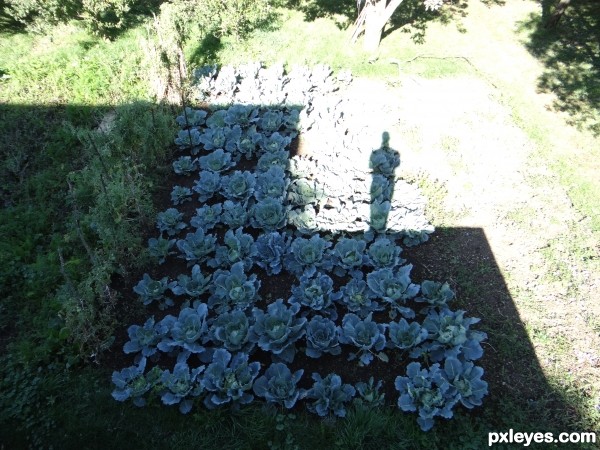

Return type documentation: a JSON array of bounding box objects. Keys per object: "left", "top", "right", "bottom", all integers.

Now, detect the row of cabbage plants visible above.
[{"left": 112, "top": 64, "right": 488, "bottom": 431}]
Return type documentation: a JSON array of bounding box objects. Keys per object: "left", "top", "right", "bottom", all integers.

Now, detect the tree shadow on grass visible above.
[{"left": 518, "top": 0, "right": 600, "bottom": 135}]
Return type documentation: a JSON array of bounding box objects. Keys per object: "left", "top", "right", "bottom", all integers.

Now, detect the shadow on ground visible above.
[
  {"left": 519, "top": 0, "right": 600, "bottom": 135},
  {"left": 0, "top": 101, "right": 594, "bottom": 447}
]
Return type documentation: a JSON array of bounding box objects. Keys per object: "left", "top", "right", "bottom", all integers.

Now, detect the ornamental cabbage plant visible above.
[
  {"left": 209, "top": 261, "right": 260, "bottom": 313},
  {"left": 418, "top": 309, "right": 487, "bottom": 362},
  {"left": 259, "top": 132, "right": 292, "bottom": 153},
  {"left": 338, "top": 275, "right": 382, "bottom": 318},
  {"left": 253, "top": 362, "right": 304, "bottom": 409},
  {"left": 112, "top": 358, "right": 161, "bottom": 407},
  {"left": 250, "top": 299, "right": 307, "bottom": 363},
  {"left": 208, "top": 227, "right": 257, "bottom": 271},
  {"left": 220, "top": 170, "right": 256, "bottom": 202},
  {"left": 366, "top": 266, "right": 419, "bottom": 318},
  {"left": 258, "top": 109, "right": 283, "bottom": 133},
  {"left": 415, "top": 280, "right": 455, "bottom": 311},
  {"left": 438, "top": 356, "right": 488, "bottom": 409},
  {"left": 190, "top": 204, "right": 222, "bottom": 230},
  {"left": 395, "top": 362, "right": 458, "bottom": 431},
  {"left": 256, "top": 150, "right": 289, "bottom": 172},
  {"left": 355, "top": 377, "right": 385, "bottom": 408},
  {"left": 156, "top": 208, "right": 186, "bottom": 237},
  {"left": 235, "top": 126, "right": 263, "bottom": 159},
  {"left": 176, "top": 107, "right": 207, "bottom": 127},
  {"left": 123, "top": 317, "right": 165, "bottom": 358},
  {"left": 220, "top": 200, "right": 249, "bottom": 229},
  {"left": 304, "top": 373, "right": 356, "bottom": 418},
  {"left": 224, "top": 104, "right": 258, "bottom": 127},
  {"left": 198, "top": 148, "right": 235, "bottom": 172},
  {"left": 366, "top": 237, "right": 404, "bottom": 269},
  {"left": 171, "top": 186, "right": 193, "bottom": 206},
  {"left": 253, "top": 231, "right": 292, "bottom": 275},
  {"left": 160, "top": 362, "right": 204, "bottom": 414},
  {"left": 251, "top": 197, "right": 287, "bottom": 231},
  {"left": 172, "top": 156, "right": 198, "bottom": 176},
  {"left": 157, "top": 303, "right": 209, "bottom": 355},
  {"left": 387, "top": 318, "right": 428, "bottom": 351},
  {"left": 193, "top": 171, "right": 221, "bottom": 202},
  {"left": 330, "top": 238, "right": 367, "bottom": 277},
  {"left": 339, "top": 313, "right": 387, "bottom": 366},
  {"left": 369, "top": 147, "right": 400, "bottom": 176},
  {"left": 254, "top": 166, "right": 288, "bottom": 200},
  {"left": 284, "top": 235, "right": 333, "bottom": 277},
  {"left": 147, "top": 236, "right": 176, "bottom": 264},
  {"left": 176, "top": 229, "right": 217, "bottom": 266},
  {"left": 133, "top": 273, "right": 173, "bottom": 309},
  {"left": 174, "top": 128, "right": 201, "bottom": 150},
  {"left": 202, "top": 349, "right": 260, "bottom": 409},
  {"left": 170, "top": 264, "right": 211, "bottom": 298},
  {"left": 289, "top": 272, "right": 341, "bottom": 318},
  {"left": 305, "top": 315, "right": 341, "bottom": 358},
  {"left": 209, "top": 309, "right": 255, "bottom": 354}
]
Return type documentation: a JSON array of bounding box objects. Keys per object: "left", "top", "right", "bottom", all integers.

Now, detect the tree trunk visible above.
[
  {"left": 545, "top": 0, "right": 571, "bottom": 28},
  {"left": 362, "top": 0, "right": 405, "bottom": 53}
]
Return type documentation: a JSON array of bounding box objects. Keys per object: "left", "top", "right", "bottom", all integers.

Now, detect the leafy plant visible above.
[
  {"left": 366, "top": 266, "right": 419, "bottom": 319},
  {"left": 193, "top": 171, "right": 222, "bottom": 203},
  {"left": 198, "top": 149, "right": 235, "bottom": 173},
  {"left": 250, "top": 299, "right": 306, "bottom": 363},
  {"left": 148, "top": 236, "right": 176, "bottom": 264},
  {"left": 370, "top": 174, "right": 393, "bottom": 202},
  {"left": 284, "top": 235, "right": 332, "bottom": 277},
  {"left": 304, "top": 373, "right": 356, "bottom": 418},
  {"left": 236, "top": 126, "right": 263, "bottom": 159},
  {"left": 111, "top": 358, "right": 160, "bottom": 407},
  {"left": 304, "top": 315, "right": 341, "bottom": 358},
  {"left": 395, "top": 362, "right": 458, "bottom": 431},
  {"left": 199, "top": 125, "right": 241, "bottom": 152},
  {"left": 133, "top": 273, "right": 173, "bottom": 310},
  {"left": 175, "top": 128, "right": 202, "bottom": 150},
  {"left": 366, "top": 237, "right": 404, "bottom": 269},
  {"left": 251, "top": 198, "right": 288, "bottom": 231},
  {"left": 220, "top": 170, "right": 256, "bottom": 202},
  {"left": 170, "top": 264, "right": 212, "bottom": 298},
  {"left": 253, "top": 363, "right": 304, "bottom": 409},
  {"left": 355, "top": 377, "right": 385, "bottom": 408},
  {"left": 224, "top": 105, "right": 259, "bottom": 127},
  {"left": 123, "top": 317, "right": 165, "bottom": 358},
  {"left": 157, "top": 303, "right": 210, "bottom": 355},
  {"left": 255, "top": 166, "right": 288, "bottom": 200},
  {"left": 330, "top": 238, "right": 367, "bottom": 277},
  {"left": 209, "top": 261, "right": 260, "bottom": 313},
  {"left": 387, "top": 319, "right": 428, "bottom": 351},
  {"left": 172, "top": 156, "right": 198, "bottom": 176},
  {"left": 160, "top": 361, "right": 205, "bottom": 414},
  {"left": 415, "top": 281, "right": 455, "bottom": 311},
  {"left": 338, "top": 275, "right": 382, "bottom": 318},
  {"left": 221, "top": 200, "right": 249, "bottom": 229},
  {"left": 254, "top": 231, "right": 292, "bottom": 275},
  {"left": 339, "top": 313, "right": 387, "bottom": 366},
  {"left": 439, "top": 357, "right": 488, "bottom": 409},
  {"left": 208, "top": 227, "right": 257, "bottom": 270},
  {"left": 369, "top": 147, "right": 400, "bottom": 176},
  {"left": 258, "top": 109, "right": 283, "bottom": 133},
  {"left": 209, "top": 309, "right": 255, "bottom": 354},
  {"left": 170, "top": 186, "right": 193, "bottom": 206},
  {"left": 259, "top": 132, "right": 292, "bottom": 154},
  {"left": 176, "top": 229, "right": 217, "bottom": 266},
  {"left": 202, "top": 349, "right": 260, "bottom": 410},
  {"left": 417, "top": 309, "right": 487, "bottom": 363},
  {"left": 156, "top": 208, "right": 186, "bottom": 237},
  {"left": 176, "top": 108, "right": 207, "bottom": 127},
  {"left": 190, "top": 204, "right": 223, "bottom": 230},
  {"left": 369, "top": 200, "right": 391, "bottom": 232},
  {"left": 289, "top": 273, "right": 341, "bottom": 318},
  {"left": 256, "top": 150, "right": 290, "bottom": 172}
]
